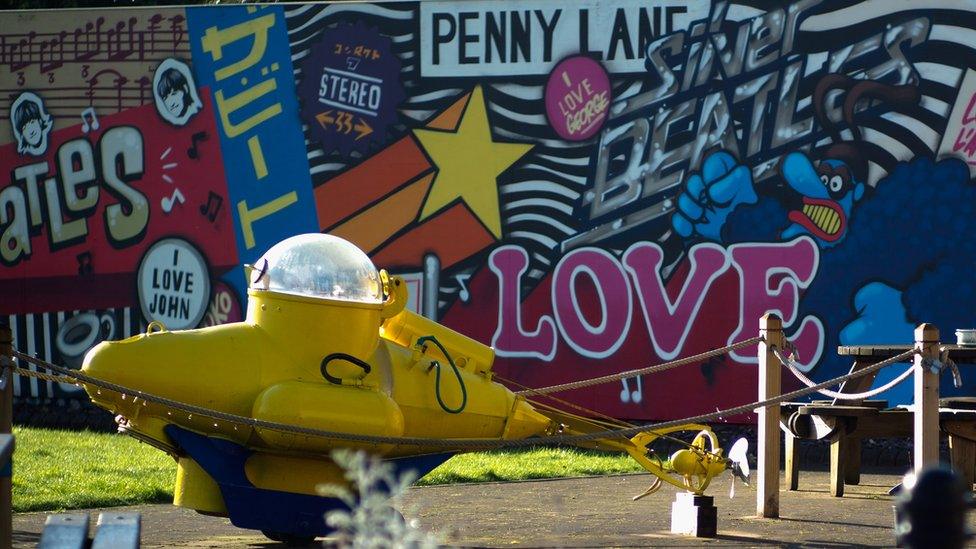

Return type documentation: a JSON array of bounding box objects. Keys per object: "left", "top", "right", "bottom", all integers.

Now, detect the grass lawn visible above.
[
  {"left": 416, "top": 447, "right": 643, "bottom": 485},
  {"left": 12, "top": 426, "right": 641, "bottom": 513},
  {"left": 12, "top": 426, "right": 174, "bottom": 513}
]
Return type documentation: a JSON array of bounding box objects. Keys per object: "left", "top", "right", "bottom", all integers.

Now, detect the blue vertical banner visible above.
[{"left": 187, "top": 6, "right": 318, "bottom": 297}]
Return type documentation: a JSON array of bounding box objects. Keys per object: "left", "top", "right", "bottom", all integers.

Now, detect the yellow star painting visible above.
[{"left": 413, "top": 86, "right": 534, "bottom": 239}]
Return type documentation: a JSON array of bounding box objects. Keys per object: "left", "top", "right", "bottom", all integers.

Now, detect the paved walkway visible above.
[{"left": 12, "top": 469, "right": 976, "bottom": 547}]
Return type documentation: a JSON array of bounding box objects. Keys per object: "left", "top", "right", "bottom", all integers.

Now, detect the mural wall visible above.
[{"left": 2, "top": 1, "right": 975, "bottom": 420}]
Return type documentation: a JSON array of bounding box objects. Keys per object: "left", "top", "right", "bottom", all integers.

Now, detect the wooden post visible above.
[
  {"left": 757, "top": 313, "right": 782, "bottom": 518},
  {"left": 913, "top": 324, "right": 940, "bottom": 473},
  {"left": 784, "top": 430, "right": 799, "bottom": 491},
  {"left": 829, "top": 433, "right": 847, "bottom": 497},
  {"left": 0, "top": 325, "right": 11, "bottom": 549}
]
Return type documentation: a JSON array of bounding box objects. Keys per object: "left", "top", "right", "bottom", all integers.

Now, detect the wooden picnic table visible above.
[
  {"left": 781, "top": 344, "right": 976, "bottom": 496},
  {"left": 830, "top": 344, "right": 976, "bottom": 406},
  {"left": 838, "top": 344, "right": 976, "bottom": 360}
]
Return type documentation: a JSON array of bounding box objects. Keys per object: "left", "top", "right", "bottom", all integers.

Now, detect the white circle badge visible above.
[{"left": 137, "top": 238, "right": 211, "bottom": 330}]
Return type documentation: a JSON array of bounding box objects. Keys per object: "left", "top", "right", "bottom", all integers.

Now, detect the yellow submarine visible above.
[{"left": 81, "top": 233, "right": 749, "bottom": 543}]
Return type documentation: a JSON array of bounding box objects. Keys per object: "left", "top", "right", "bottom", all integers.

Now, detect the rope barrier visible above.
[
  {"left": 774, "top": 347, "right": 916, "bottom": 401},
  {"left": 776, "top": 343, "right": 964, "bottom": 401},
  {"left": 494, "top": 374, "right": 707, "bottom": 450},
  {"left": 4, "top": 344, "right": 921, "bottom": 452},
  {"left": 927, "top": 348, "right": 963, "bottom": 389},
  {"left": 515, "top": 336, "right": 761, "bottom": 396}
]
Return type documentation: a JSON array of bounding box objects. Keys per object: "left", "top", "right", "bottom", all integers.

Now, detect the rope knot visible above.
[
  {"left": 781, "top": 340, "right": 799, "bottom": 362},
  {"left": 920, "top": 347, "right": 963, "bottom": 389}
]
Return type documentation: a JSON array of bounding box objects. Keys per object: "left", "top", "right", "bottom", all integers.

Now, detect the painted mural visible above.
[{"left": 2, "top": 1, "right": 975, "bottom": 421}]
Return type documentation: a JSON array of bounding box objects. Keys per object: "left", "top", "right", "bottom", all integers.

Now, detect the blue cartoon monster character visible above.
[{"left": 671, "top": 75, "right": 976, "bottom": 402}]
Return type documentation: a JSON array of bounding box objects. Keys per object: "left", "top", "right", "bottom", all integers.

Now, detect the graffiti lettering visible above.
[
  {"left": 952, "top": 91, "right": 976, "bottom": 163},
  {"left": 494, "top": 239, "right": 821, "bottom": 364},
  {"left": 623, "top": 242, "right": 729, "bottom": 360},
  {"left": 826, "top": 18, "right": 929, "bottom": 86},
  {"left": 564, "top": 91, "right": 609, "bottom": 136},
  {"left": 201, "top": 14, "right": 274, "bottom": 81},
  {"left": 578, "top": 91, "right": 735, "bottom": 245},
  {"left": 236, "top": 191, "right": 298, "bottom": 250},
  {"left": 421, "top": 1, "right": 704, "bottom": 77},
  {"left": 147, "top": 267, "right": 194, "bottom": 318},
  {"left": 148, "top": 293, "right": 190, "bottom": 319},
  {"left": 0, "top": 184, "right": 31, "bottom": 266},
  {"left": 433, "top": 11, "right": 556, "bottom": 65},
  {"left": 613, "top": 6, "right": 928, "bottom": 125},
  {"left": 201, "top": 11, "right": 283, "bottom": 188},
  {"left": 318, "top": 69, "right": 382, "bottom": 116},
  {"left": 137, "top": 238, "right": 211, "bottom": 329},
  {"left": 491, "top": 246, "right": 557, "bottom": 360},
  {"left": 552, "top": 248, "right": 633, "bottom": 359},
  {"left": 204, "top": 287, "right": 234, "bottom": 326},
  {"left": 727, "top": 237, "right": 823, "bottom": 370},
  {"left": 938, "top": 69, "right": 976, "bottom": 175},
  {"left": 214, "top": 79, "right": 282, "bottom": 139},
  {"left": 578, "top": 3, "right": 931, "bottom": 250},
  {"left": 151, "top": 266, "right": 194, "bottom": 292},
  {"left": 100, "top": 127, "right": 149, "bottom": 247},
  {"left": 0, "top": 126, "right": 148, "bottom": 266},
  {"left": 770, "top": 59, "right": 813, "bottom": 149}
]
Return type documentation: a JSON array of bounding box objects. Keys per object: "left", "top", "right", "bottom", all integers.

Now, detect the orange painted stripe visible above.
[
  {"left": 371, "top": 203, "right": 495, "bottom": 270},
  {"left": 315, "top": 136, "right": 431, "bottom": 231},
  {"left": 425, "top": 91, "right": 471, "bottom": 131},
  {"left": 329, "top": 173, "right": 434, "bottom": 254}
]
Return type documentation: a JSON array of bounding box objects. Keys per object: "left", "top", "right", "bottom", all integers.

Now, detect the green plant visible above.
[{"left": 320, "top": 449, "right": 443, "bottom": 548}]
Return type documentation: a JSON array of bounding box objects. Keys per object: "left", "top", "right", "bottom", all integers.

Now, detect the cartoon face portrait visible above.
[
  {"left": 10, "top": 92, "right": 53, "bottom": 157},
  {"left": 152, "top": 58, "right": 202, "bottom": 126}
]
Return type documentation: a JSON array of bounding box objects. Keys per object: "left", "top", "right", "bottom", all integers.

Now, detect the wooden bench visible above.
[
  {"left": 780, "top": 344, "right": 976, "bottom": 497},
  {"left": 38, "top": 512, "right": 141, "bottom": 549},
  {"left": 933, "top": 398, "right": 976, "bottom": 488},
  {"left": 781, "top": 400, "right": 912, "bottom": 496}
]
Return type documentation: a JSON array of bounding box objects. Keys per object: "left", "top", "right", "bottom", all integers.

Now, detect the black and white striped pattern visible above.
[
  {"left": 283, "top": 4, "right": 669, "bottom": 306},
  {"left": 806, "top": 3, "right": 972, "bottom": 184},
  {"left": 12, "top": 1, "right": 973, "bottom": 400},
  {"left": 285, "top": 1, "right": 976, "bottom": 310},
  {"left": 730, "top": 0, "right": 976, "bottom": 185},
  {"left": 8, "top": 309, "right": 140, "bottom": 399}
]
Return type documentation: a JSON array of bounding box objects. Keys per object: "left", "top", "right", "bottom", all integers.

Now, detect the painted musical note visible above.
[
  {"left": 187, "top": 131, "right": 207, "bottom": 159},
  {"left": 1, "top": 15, "right": 191, "bottom": 78},
  {"left": 136, "top": 75, "right": 151, "bottom": 105},
  {"left": 199, "top": 191, "right": 223, "bottom": 222},
  {"left": 169, "top": 15, "right": 186, "bottom": 54},
  {"left": 80, "top": 107, "right": 99, "bottom": 133},
  {"left": 39, "top": 31, "right": 66, "bottom": 73},
  {"left": 76, "top": 251, "right": 93, "bottom": 276},
  {"left": 105, "top": 17, "right": 144, "bottom": 62},
  {"left": 619, "top": 376, "right": 643, "bottom": 404},
  {"left": 161, "top": 188, "right": 185, "bottom": 213},
  {"left": 455, "top": 273, "right": 471, "bottom": 302}
]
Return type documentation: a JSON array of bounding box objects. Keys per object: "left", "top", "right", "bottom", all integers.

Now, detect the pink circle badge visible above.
[{"left": 545, "top": 56, "right": 612, "bottom": 141}]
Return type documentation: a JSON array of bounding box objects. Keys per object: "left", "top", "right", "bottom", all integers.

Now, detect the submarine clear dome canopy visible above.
[{"left": 249, "top": 233, "right": 383, "bottom": 304}]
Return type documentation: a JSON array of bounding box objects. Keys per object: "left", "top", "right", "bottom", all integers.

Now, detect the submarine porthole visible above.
[{"left": 249, "top": 233, "right": 383, "bottom": 305}]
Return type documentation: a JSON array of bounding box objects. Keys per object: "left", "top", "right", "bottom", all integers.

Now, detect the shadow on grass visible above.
[{"left": 15, "top": 487, "right": 173, "bottom": 514}]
